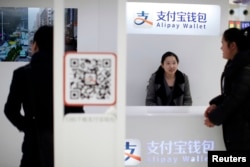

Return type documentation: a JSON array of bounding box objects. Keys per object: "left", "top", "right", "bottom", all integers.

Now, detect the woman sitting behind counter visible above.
[{"left": 145, "top": 51, "right": 192, "bottom": 106}]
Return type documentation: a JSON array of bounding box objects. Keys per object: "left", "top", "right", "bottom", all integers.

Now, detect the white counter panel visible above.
[{"left": 125, "top": 106, "right": 225, "bottom": 167}]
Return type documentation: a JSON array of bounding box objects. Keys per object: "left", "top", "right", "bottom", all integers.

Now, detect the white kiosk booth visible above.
[{"left": 0, "top": 0, "right": 228, "bottom": 167}]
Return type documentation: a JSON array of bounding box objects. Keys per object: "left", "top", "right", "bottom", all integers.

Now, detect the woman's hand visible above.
[
  {"left": 204, "top": 104, "right": 216, "bottom": 117},
  {"left": 204, "top": 104, "right": 216, "bottom": 127},
  {"left": 204, "top": 117, "right": 215, "bottom": 127}
]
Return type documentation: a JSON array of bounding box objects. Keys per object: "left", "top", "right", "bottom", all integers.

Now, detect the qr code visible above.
[{"left": 65, "top": 53, "right": 116, "bottom": 105}]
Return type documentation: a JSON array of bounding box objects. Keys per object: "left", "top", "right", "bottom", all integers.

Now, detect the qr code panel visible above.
[{"left": 69, "top": 58, "right": 113, "bottom": 101}]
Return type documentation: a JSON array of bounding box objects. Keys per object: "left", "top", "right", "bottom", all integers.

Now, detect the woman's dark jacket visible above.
[
  {"left": 145, "top": 70, "right": 192, "bottom": 106},
  {"left": 4, "top": 51, "right": 84, "bottom": 167},
  {"left": 4, "top": 51, "right": 54, "bottom": 132},
  {"left": 208, "top": 50, "right": 250, "bottom": 150}
]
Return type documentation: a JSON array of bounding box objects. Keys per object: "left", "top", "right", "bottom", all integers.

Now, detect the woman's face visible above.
[
  {"left": 161, "top": 55, "right": 178, "bottom": 76},
  {"left": 220, "top": 37, "right": 236, "bottom": 60}
]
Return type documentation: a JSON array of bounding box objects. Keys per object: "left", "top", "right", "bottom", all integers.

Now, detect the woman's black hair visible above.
[
  {"left": 33, "top": 25, "right": 53, "bottom": 52},
  {"left": 223, "top": 27, "right": 250, "bottom": 52},
  {"left": 161, "top": 51, "right": 179, "bottom": 64}
]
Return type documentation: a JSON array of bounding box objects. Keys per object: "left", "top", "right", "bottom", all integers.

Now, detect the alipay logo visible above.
[
  {"left": 133, "top": 11, "right": 153, "bottom": 28},
  {"left": 125, "top": 139, "right": 141, "bottom": 166}
]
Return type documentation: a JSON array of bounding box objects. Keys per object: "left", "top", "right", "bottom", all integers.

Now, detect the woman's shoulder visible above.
[
  {"left": 176, "top": 70, "right": 188, "bottom": 78},
  {"left": 14, "top": 64, "right": 31, "bottom": 75},
  {"left": 175, "top": 70, "right": 190, "bottom": 84},
  {"left": 148, "top": 72, "right": 157, "bottom": 83},
  {"left": 150, "top": 72, "right": 157, "bottom": 78},
  {"left": 176, "top": 69, "right": 187, "bottom": 75}
]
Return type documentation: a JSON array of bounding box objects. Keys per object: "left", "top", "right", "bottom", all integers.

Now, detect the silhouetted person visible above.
[
  {"left": 4, "top": 25, "right": 83, "bottom": 167},
  {"left": 204, "top": 27, "right": 250, "bottom": 151}
]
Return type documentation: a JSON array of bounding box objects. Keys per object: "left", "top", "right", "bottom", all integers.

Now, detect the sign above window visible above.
[{"left": 127, "top": 2, "right": 221, "bottom": 36}]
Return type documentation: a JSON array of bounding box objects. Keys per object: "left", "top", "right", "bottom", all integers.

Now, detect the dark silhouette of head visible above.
[{"left": 33, "top": 25, "right": 53, "bottom": 52}]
